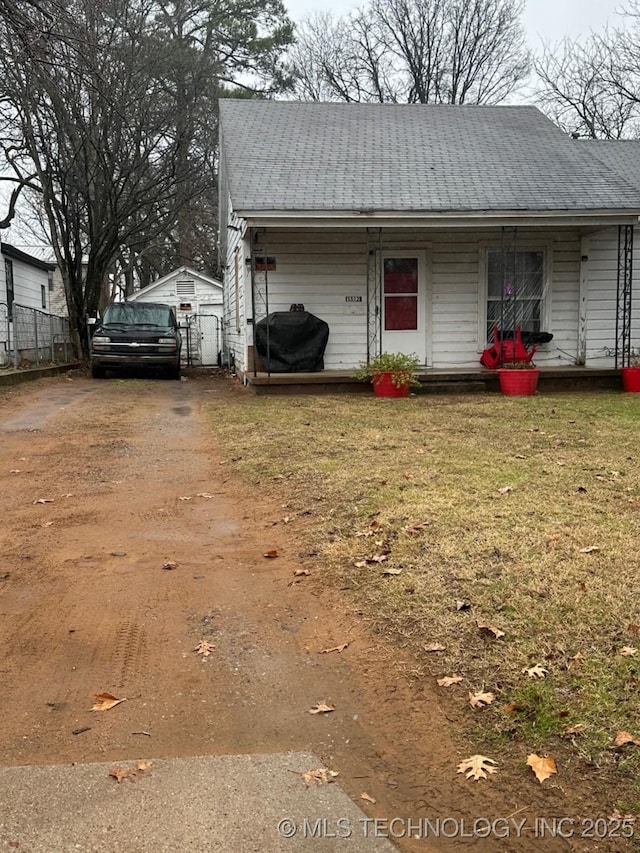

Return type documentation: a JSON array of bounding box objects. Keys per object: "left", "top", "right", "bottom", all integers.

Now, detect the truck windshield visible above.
[{"left": 102, "top": 304, "right": 174, "bottom": 327}]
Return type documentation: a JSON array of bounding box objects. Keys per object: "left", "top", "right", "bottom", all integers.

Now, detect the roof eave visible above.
[{"left": 236, "top": 209, "right": 640, "bottom": 229}]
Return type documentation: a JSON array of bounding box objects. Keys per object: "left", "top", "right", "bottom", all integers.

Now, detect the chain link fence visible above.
[{"left": 0, "top": 302, "right": 73, "bottom": 368}]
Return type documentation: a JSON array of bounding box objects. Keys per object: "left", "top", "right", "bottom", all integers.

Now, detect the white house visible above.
[
  {"left": 218, "top": 100, "right": 640, "bottom": 384},
  {"left": 128, "top": 266, "right": 223, "bottom": 366},
  {"left": 0, "top": 242, "right": 65, "bottom": 366}
]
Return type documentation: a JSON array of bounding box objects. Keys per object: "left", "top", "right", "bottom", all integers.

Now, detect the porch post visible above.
[
  {"left": 615, "top": 224, "right": 634, "bottom": 368},
  {"left": 577, "top": 236, "right": 589, "bottom": 366},
  {"left": 366, "top": 228, "right": 382, "bottom": 362}
]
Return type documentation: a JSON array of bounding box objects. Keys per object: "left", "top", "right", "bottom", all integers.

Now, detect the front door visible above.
[{"left": 381, "top": 253, "right": 426, "bottom": 363}]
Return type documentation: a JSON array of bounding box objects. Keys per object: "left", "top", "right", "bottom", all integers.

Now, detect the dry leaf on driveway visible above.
[
  {"left": 620, "top": 646, "right": 638, "bottom": 657},
  {"left": 437, "top": 674, "right": 463, "bottom": 687},
  {"left": 361, "top": 792, "right": 376, "bottom": 804},
  {"left": 381, "top": 567, "right": 402, "bottom": 576},
  {"left": 498, "top": 486, "right": 513, "bottom": 495},
  {"left": 477, "top": 622, "right": 505, "bottom": 639},
  {"left": 92, "top": 692, "right": 126, "bottom": 711},
  {"left": 309, "top": 702, "right": 335, "bottom": 715},
  {"left": 522, "top": 664, "right": 549, "bottom": 679},
  {"left": 33, "top": 498, "right": 54, "bottom": 504},
  {"left": 579, "top": 546, "right": 600, "bottom": 554},
  {"left": 196, "top": 492, "right": 214, "bottom": 499},
  {"left": 614, "top": 731, "right": 640, "bottom": 747},
  {"left": 109, "top": 766, "right": 131, "bottom": 783},
  {"left": 162, "top": 561, "right": 178, "bottom": 571},
  {"left": 526, "top": 754, "right": 557, "bottom": 783},
  {"left": 293, "top": 569, "right": 310, "bottom": 577},
  {"left": 263, "top": 550, "right": 279, "bottom": 558},
  {"left": 194, "top": 640, "right": 214, "bottom": 657},
  {"left": 425, "top": 643, "right": 446, "bottom": 652},
  {"left": 469, "top": 691, "right": 495, "bottom": 709},
  {"left": 457, "top": 755, "right": 498, "bottom": 781},
  {"left": 301, "top": 768, "right": 339, "bottom": 786},
  {"left": 319, "top": 643, "right": 349, "bottom": 654}
]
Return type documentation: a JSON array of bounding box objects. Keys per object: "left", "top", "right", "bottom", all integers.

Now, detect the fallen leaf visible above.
[
  {"left": 109, "top": 766, "right": 131, "bottom": 783},
  {"left": 361, "top": 792, "right": 376, "bottom": 804},
  {"left": 424, "top": 643, "right": 446, "bottom": 652},
  {"left": 457, "top": 755, "right": 498, "bottom": 781},
  {"left": 456, "top": 599, "right": 471, "bottom": 611},
  {"left": 137, "top": 760, "right": 153, "bottom": 772},
  {"left": 366, "top": 554, "right": 387, "bottom": 564},
  {"left": 354, "top": 561, "right": 367, "bottom": 568},
  {"left": 477, "top": 622, "right": 505, "bottom": 639},
  {"left": 526, "top": 754, "right": 557, "bottom": 783},
  {"left": 614, "top": 731, "right": 640, "bottom": 747},
  {"left": 194, "top": 640, "right": 214, "bottom": 657},
  {"left": 42, "top": 521, "right": 54, "bottom": 527},
  {"left": 620, "top": 646, "right": 638, "bottom": 657},
  {"left": 319, "top": 643, "right": 349, "bottom": 654},
  {"left": 469, "top": 691, "right": 496, "bottom": 709},
  {"left": 563, "top": 724, "right": 586, "bottom": 738},
  {"left": 301, "top": 768, "right": 339, "bottom": 786},
  {"left": 264, "top": 550, "right": 279, "bottom": 558},
  {"left": 309, "top": 702, "right": 335, "bottom": 715},
  {"left": 91, "top": 692, "right": 126, "bottom": 712},
  {"left": 502, "top": 702, "right": 524, "bottom": 714},
  {"left": 498, "top": 486, "right": 513, "bottom": 495},
  {"left": 33, "top": 498, "right": 54, "bottom": 504},
  {"left": 10, "top": 469, "right": 21, "bottom": 473},
  {"left": 402, "top": 521, "right": 429, "bottom": 534},
  {"left": 381, "top": 567, "right": 402, "bottom": 576},
  {"left": 293, "top": 569, "right": 310, "bottom": 577},
  {"left": 196, "top": 492, "right": 214, "bottom": 498},
  {"left": 579, "top": 546, "right": 600, "bottom": 554},
  {"left": 178, "top": 496, "right": 192, "bottom": 501},
  {"left": 568, "top": 652, "right": 585, "bottom": 668},
  {"left": 60, "top": 493, "right": 74, "bottom": 498},
  {"left": 523, "top": 664, "right": 549, "bottom": 679},
  {"left": 437, "top": 674, "right": 463, "bottom": 687},
  {"left": 162, "top": 561, "right": 178, "bottom": 571}
]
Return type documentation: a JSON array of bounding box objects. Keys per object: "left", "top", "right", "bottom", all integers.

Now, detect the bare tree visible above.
[
  {"left": 291, "top": 0, "right": 530, "bottom": 104},
  {"left": 0, "top": 0, "right": 293, "bottom": 350}
]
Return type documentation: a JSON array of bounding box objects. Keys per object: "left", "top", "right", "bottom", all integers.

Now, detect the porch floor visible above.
[{"left": 245, "top": 366, "right": 622, "bottom": 395}]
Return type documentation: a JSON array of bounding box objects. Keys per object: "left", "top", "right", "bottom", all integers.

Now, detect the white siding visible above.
[
  {"left": 5, "top": 256, "right": 50, "bottom": 312},
  {"left": 222, "top": 206, "right": 247, "bottom": 374},
  {"left": 584, "top": 227, "right": 640, "bottom": 366}
]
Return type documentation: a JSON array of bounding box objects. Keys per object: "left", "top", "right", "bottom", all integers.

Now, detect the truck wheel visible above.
[{"left": 91, "top": 365, "right": 106, "bottom": 379}]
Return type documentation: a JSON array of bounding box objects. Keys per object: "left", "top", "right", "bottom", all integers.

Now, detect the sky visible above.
[{"left": 285, "top": 0, "right": 625, "bottom": 48}]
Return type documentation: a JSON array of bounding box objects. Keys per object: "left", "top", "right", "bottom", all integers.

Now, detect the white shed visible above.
[{"left": 129, "top": 266, "right": 223, "bottom": 366}]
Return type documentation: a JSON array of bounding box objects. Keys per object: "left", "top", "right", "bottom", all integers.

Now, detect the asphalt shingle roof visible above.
[
  {"left": 579, "top": 140, "right": 640, "bottom": 196},
  {"left": 218, "top": 100, "right": 640, "bottom": 215}
]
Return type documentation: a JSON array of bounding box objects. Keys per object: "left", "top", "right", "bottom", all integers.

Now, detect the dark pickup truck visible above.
[{"left": 90, "top": 302, "right": 182, "bottom": 379}]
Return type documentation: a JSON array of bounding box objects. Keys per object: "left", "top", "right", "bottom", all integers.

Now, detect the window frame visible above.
[
  {"left": 41, "top": 284, "right": 47, "bottom": 310},
  {"left": 477, "top": 241, "right": 553, "bottom": 350}
]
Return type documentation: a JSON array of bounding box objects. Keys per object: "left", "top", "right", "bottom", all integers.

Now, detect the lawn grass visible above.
[{"left": 209, "top": 388, "right": 640, "bottom": 808}]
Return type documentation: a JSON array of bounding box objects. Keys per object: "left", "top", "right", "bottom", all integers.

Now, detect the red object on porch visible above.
[
  {"left": 480, "top": 326, "right": 538, "bottom": 369},
  {"left": 373, "top": 371, "right": 410, "bottom": 398},
  {"left": 621, "top": 367, "right": 640, "bottom": 392},
  {"left": 498, "top": 368, "right": 540, "bottom": 396}
]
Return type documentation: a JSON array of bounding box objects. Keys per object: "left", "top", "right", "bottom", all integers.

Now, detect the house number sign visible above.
[{"left": 345, "top": 296, "right": 363, "bottom": 302}]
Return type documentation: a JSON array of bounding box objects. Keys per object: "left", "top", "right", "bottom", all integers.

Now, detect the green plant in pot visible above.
[{"left": 355, "top": 352, "right": 420, "bottom": 397}]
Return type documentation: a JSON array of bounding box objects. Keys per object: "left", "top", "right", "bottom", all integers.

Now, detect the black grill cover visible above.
[{"left": 255, "top": 311, "right": 329, "bottom": 372}]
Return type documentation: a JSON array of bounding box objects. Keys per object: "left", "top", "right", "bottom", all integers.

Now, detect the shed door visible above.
[
  {"left": 199, "top": 304, "right": 221, "bottom": 365},
  {"left": 381, "top": 253, "right": 426, "bottom": 363}
]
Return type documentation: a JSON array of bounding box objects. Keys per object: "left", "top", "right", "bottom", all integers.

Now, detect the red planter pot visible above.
[
  {"left": 621, "top": 367, "right": 640, "bottom": 392},
  {"left": 372, "top": 371, "right": 410, "bottom": 398},
  {"left": 497, "top": 368, "right": 540, "bottom": 397}
]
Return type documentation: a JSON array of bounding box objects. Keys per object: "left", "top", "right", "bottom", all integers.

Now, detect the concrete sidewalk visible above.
[{"left": 0, "top": 752, "right": 399, "bottom": 852}]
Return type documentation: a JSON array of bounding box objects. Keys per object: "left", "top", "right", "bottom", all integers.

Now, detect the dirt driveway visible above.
[{"left": 0, "top": 374, "right": 606, "bottom": 852}]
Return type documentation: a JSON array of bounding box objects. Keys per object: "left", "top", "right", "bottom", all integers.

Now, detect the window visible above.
[
  {"left": 383, "top": 258, "right": 419, "bottom": 331},
  {"left": 486, "top": 249, "right": 544, "bottom": 341},
  {"left": 5, "top": 259, "right": 14, "bottom": 320},
  {"left": 41, "top": 285, "right": 46, "bottom": 309}
]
